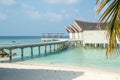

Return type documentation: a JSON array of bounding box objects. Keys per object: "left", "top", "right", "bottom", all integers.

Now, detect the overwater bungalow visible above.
[{"left": 65, "top": 20, "right": 109, "bottom": 47}]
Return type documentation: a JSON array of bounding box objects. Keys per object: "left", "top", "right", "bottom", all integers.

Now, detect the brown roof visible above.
[
  {"left": 74, "top": 20, "right": 106, "bottom": 31},
  {"left": 71, "top": 25, "right": 79, "bottom": 32},
  {"left": 65, "top": 26, "right": 71, "bottom": 33},
  {"left": 68, "top": 27, "right": 75, "bottom": 33},
  {"left": 65, "top": 26, "right": 75, "bottom": 33}
]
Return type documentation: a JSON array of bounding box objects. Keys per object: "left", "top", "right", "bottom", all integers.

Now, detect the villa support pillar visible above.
[
  {"left": 62, "top": 43, "right": 64, "bottom": 47},
  {"left": 45, "top": 45, "right": 47, "bottom": 53},
  {"left": 57, "top": 44, "right": 59, "bottom": 50},
  {"left": 9, "top": 49, "right": 12, "bottom": 62},
  {"left": 95, "top": 44, "right": 97, "bottom": 48},
  {"left": 54, "top": 44, "right": 56, "bottom": 51},
  {"left": 30, "top": 47, "right": 33, "bottom": 57},
  {"left": 50, "top": 45, "right": 51, "bottom": 52},
  {"left": 103, "top": 44, "right": 106, "bottom": 48},
  {"left": 60, "top": 44, "right": 62, "bottom": 49},
  {"left": 62, "top": 43, "right": 64, "bottom": 49},
  {"left": 21, "top": 48, "right": 24, "bottom": 60},
  {"left": 38, "top": 46, "right": 40, "bottom": 55},
  {"left": 83, "top": 43, "right": 86, "bottom": 48}
]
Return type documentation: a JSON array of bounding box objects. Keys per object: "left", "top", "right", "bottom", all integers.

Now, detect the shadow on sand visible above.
[{"left": 0, "top": 68, "right": 84, "bottom": 80}]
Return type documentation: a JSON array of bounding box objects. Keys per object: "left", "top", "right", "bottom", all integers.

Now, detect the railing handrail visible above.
[{"left": 0, "top": 40, "right": 68, "bottom": 49}]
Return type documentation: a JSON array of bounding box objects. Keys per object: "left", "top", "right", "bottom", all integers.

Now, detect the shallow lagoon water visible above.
[
  {"left": 0, "top": 37, "right": 120, "bottom": 72},
  {"left": 21, "top": 47, "right": 120, "bottom": 72}
]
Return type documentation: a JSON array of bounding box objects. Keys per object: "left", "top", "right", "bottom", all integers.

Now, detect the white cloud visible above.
[
  {"left": 0, "top": 0, "right": 16, "bottom": 6},
  {"left": 21, "top": 4, "right": 62, "bottom": 22},
  {"left": 45, "top": 0, "right": 81, "bottom": 4},
  {"left": 0, "top": 13, "right": 8, "bottom": 20},
  {"left": 26, "top": 10, "right": 41, "bottom": 19},
  {"left": 61, "top": 9, "right": 83, "bottom": 20},
  {"left": 21, "top": 3, "right": 35, "bottom": 11},
  {"left": 21, "top": 3, "right": 84, "bottom": 22},
  {"left": 27, "top": 11, "right": 63, "bottom": 22},
  {"left": 21, "top": 4, "right": 40, "bottom": 19},
  {"left": 44, "top": 12, "right": 62, "bottom": 22}
]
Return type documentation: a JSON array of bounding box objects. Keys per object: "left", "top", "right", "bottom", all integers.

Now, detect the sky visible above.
[{"left": 0, "top": 0, "right": 103, "bottom": 36}]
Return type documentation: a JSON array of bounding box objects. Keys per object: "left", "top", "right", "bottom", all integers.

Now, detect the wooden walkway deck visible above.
[
  {"left": 0, "top": 41, "right": 67, "bottom": 49},
  {"left": 0, "top": 40, "right": 68, "bottom": 62}
]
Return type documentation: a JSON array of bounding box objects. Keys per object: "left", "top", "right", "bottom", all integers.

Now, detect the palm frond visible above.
[
  {"left": 96, "top": 0, "right": 120, "bottom": 57},
  {"left": 96, "top": 0, "right": 110, "bottom": 15}
]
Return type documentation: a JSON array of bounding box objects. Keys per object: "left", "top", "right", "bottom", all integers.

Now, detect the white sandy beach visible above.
[{"left": 0, "top": 63, "right": 120, "bottom": 80}]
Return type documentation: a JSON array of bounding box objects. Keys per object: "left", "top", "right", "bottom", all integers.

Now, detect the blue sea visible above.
[
  {"left": 0, "top": 36, "right": 120, "bottom": 72},
  {"left": 0, "top": 36, "right": 41, "bottom": 44}
]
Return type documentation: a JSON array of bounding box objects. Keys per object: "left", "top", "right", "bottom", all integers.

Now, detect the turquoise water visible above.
[
  {"left": 23, "top": 47, "right": 120, "bottom": 72},
  {"left": 0, "top": 36, "right": 120, "bottom": 72}
]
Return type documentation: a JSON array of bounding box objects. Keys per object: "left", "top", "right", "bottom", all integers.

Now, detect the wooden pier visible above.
[
  {"left": 0, "top": 40, "right": 68, "bottom": 62},
  {"left": 42, "top": 33, "right": 64, "bottom": 38}
]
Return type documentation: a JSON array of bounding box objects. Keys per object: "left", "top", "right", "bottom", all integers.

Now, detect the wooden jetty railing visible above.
[{"left": 0, "top": 40, "right": 68, "bottom": 62}]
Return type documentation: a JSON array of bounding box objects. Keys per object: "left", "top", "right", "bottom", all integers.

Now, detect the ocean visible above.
[
  {"left": 0, "top": 36, "right": 120, "bottom": 72},
  {"left": 0, "top": 36, "right": 41, "bottom": 44}
]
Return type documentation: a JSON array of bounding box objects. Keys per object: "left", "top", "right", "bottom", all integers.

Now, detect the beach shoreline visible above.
[{"left": 0, "top": 63, "right": 120, "bottom": 80}]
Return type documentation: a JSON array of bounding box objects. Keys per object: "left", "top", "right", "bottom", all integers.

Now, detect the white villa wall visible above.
[
  {"left": 69, "top": 33, "right": 75, "bottom": 39},
  {"left": 83, "top": 30, "right": 108, "bottom": 44},
  {"left": 70, "top": 33, "right": 81, "bottom": 40},
  {"left": 75, "top": 33, "right": 79, "bottom": 39},
  {"left": 69, "top": 33, "right": 72, "bottom": 39},
  {"left": 72, "top": 33, "right": 75, "bottom": 39},
  {"left": 78, "top": 32, "right": 82, "bottom": 40}
]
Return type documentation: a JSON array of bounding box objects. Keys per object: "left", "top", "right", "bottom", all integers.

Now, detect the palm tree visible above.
[{"left": 96, "top": 0, "right": 120, "bottom": 57}]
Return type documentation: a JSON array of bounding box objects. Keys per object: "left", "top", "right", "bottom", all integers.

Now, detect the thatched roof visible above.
[
  {"left": 71, "top": 25, "right": 79, "bottom": 32},
  {"left": 65, "top": 26, "right": 75, "bottom": 33},
  {"left": 74, "top": 20, "right": 106, "bottom": 31}
]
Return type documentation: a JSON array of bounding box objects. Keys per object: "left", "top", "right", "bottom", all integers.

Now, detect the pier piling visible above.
[
  {"left": 45, "top": 45, "right": 47, "bottom": 53},
  {"left": 21, "top": 48, "right": 24, "bottom": 60},
  {"left": 30, "top": 47, "right": 33, "bottom": 58},
  {"left": 38, "top": 46, "right": 40, "bottom": 56},
  {"left": 50, "top": 45, "right": 51, "bottom": 52},
  {"left": 9, "top": 49, "right": 12, "bottom": 62},
  {"left": 54, "top": 44, "right": 56, "bottom": 51}
]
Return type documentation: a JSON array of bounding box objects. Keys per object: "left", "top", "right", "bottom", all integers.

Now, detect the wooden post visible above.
[
  {"left": 83, "top": 43, "right": 85, "bottom": 47},
  {"left": 54, "top": 44, "right": 56, "bottom": 51},
  {"left": 45, "top": 45, "right": 47, "bottom": 53},
  {"left": 103, "top": 44, "right": 106, "bottom": 48},
  {"left": 60, "top": 44, "right": 62, "bottom": 49},
  {"left": 59, "top": 43, "right": 62, "bottom": 50},
  {"left": 38, "top": 46, "right": 40, "bottom": 56},
  {"left": 59, "top": 44, "right": 60, "bottom": 50},
  {"left": 83, "top": 44, "right": 86, "bottom": 48},
  {"left": 57, "top": 44, "right": 59, "bottom": 50},
  {"left": 95, "top": 44, "right": 97, "bottom": 48},
  {"left": 63, "top": 43, "right": 66, "bottom": 49},
  {"left": 9, "top": 49, "right": 12, "bottom": 62},
  {"left": 59, "top": 44, "right": 60, "bottom": 49},
  {"left": 50, "top": 45, "right": 51, "bottom": 52},
  {"left": 21, "top": 48, "right": 24, "bottom": 60},
  {"left": 30, "top": 47, "right": 33, "bottom": 57},
  {"left": 61, "top": 43, "right": 63, "bottom": 49}
]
